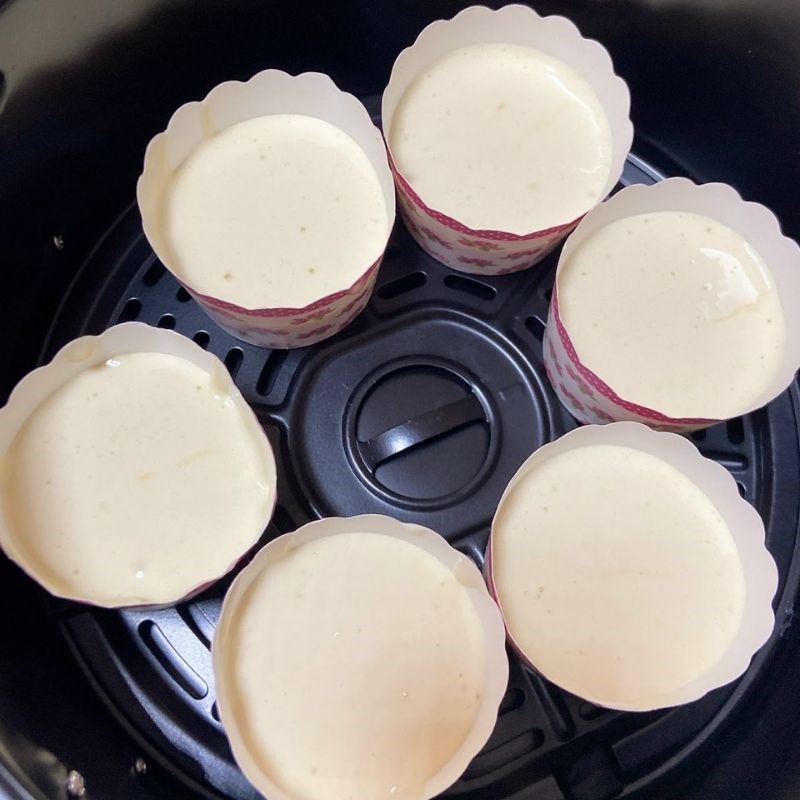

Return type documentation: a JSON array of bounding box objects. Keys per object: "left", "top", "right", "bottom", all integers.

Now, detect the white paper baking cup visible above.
[
  {"left": 0, "top": 322, "right": 277, "bottom": 608},
  {"left": 486, "top": 422, "right": 778, "bottom": 711},
  {"left": 138, "top": 70, "right": 396, "bottom": 348},
  {"left": 381, "top": 4, "right": 632, "bottom": 276},
  {"left": 214, "top": 514, "right": 509, "bottom": 800},
  {"left": 544, "top": 177, "right": 800, "bottom": 431}
]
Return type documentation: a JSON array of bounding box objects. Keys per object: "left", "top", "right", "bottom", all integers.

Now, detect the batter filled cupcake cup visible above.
[
  {"left": 382, "top": 4, "right": 632, "bottom": 275},
  {"left": 214, "top": 514, "right": 509, "bottom": 800},
  {"left": 545, "top": 178, "right": 800, "bottom": 430},
  {"left": 486, "top": 422, "right": 777, "bottom": 712},
  {"left": 138, "top": 70, "right": 396, "bottom": 348},
  {"left": 0, "top": 323, "right": 277, "bottom": 608}
]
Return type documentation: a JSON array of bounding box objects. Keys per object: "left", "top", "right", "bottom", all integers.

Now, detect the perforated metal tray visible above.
[{"left": 42, "top": 101, "right": 800, "bottom": 800}]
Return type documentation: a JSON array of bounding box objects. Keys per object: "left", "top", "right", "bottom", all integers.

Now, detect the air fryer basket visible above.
[{"left": 1, "top": 2, "right": 800, "bottom": 800}]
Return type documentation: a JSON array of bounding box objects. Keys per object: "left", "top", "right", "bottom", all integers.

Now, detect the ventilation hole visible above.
[
  {"left": 737, "top": 481, "right": 747, "bottom": 498},
  {"left": 377, "top": 271, "right": 427, "bottom": 299},
  {"left": 224, "top": 348, "right": 244, "bottom": 379},
  {"left": 156, "top": 313, "right": 175, "bottom": 330},
  {"left": 384, "top": 242, "right": 402, "bottom": 260},
  {"left": 702, "top": 450, "right": 747, "bottom": 471},
  {"left": 493, "top": 728, "right": 545, "bottom": 755},
  {"left": 579, "top": 702, "right": 609, "bottom": 721},
  {"left": 211, "top": 701, "right": 220, "bottom": 722},
  {"left": 142, "top": 261, "right": 166, "bottom": 287},
  {"left": 273, "top": 505, "right": 297, "bottom": 534},
  {"left": 138, "top": 621, "right": 208, "bottom": 700},
  {"left": 118, "top": 298, "right": 142, "bottom": 323},
  {"left": 176, "top": 605, "right": 213, "bottom": 650},
  {"left": 444, "top": 274, "right": 496, "bottom": 301},
  {"left": 544, "top": 287, "right": 553, "bottom": 302},
  {"left": 192, "top": 331, "right": 210, "bottom": 350},
  {"left": 525, "top": 316, "right": 545, "bottom": 341},
  {"left": 256, "top": 350, "right": 288, "bottom": 396},
  {"left": 175, "top": 286, "right": 192, "bottom": 303},
  {"left": 727, "top": 417, "right": 745, "bottom": 445},
  {"left": 690, "top": 429, "right": 707, "bottom": 442},
  {"left": 499, "top": 687, "right": 525, "bottom": 715}
]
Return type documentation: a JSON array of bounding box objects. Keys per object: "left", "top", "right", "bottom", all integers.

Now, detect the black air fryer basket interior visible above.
[{"left": 1, "top": 2, "right": 800, "bottom": 799}]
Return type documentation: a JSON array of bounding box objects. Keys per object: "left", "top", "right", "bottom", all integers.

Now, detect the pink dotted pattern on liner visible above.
[
  {"left": 550, "top": 288, "right": 717, "bottom": 427},
  {"left": 194, "top": 261, "right": 380, "bottom": 320},
  {"left": 457, "top": 237, "right": 502, "bottom": 251},
  {"left": 189, "top": 256, "right": 376, "bottom": 347},
  {"left": 407, "top": 218, "right": 454, "bottom": 250},
  {"left": 558, "top": 381, "right": 586, "bottom": 412},
  {"left": 457, "top": 256, "right": 496, "bottom": 268},
  {"left": 387, "top": 147, "right": 579, "bottom": 242},
  {"left": 501, "top": 247, "right": 544, "bottom": 261},
  {"left": 223, "top": 298, "right": 365, "bottom": 347},
  {"left": 398, "top": 205, "right": 559, "bottom": 276}
]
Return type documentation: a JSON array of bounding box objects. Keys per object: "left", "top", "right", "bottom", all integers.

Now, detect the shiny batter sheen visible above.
[{"left": 558, "top": 211, "right": 786, "bottom": 418}]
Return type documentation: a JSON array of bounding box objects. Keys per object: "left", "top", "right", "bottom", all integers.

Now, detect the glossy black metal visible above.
[{"left": 1, "top": 2, "right": 799, "bottom": 800}]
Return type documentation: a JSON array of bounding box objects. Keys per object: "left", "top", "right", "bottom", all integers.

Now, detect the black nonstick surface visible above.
[
  {"left": 2, "top": 2, "right": 800, "bottom": 800},
  {"left": 34, "top": 102, "right": 800, "bottom": 799}
]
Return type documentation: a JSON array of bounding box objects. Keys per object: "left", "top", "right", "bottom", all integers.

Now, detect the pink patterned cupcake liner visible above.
[
  {"left": 389, "top": 152, "right": 577, "bottom": 275},
  {"left": 544, "top": 178, "right": 800, "bottom": 431},
  {"left": 381, "top": 5, "right": 632, "bottom": 276},
  {"left": 191, "top": 261, "right": 380, "bottom": 349},
  {"left": 545, "top": 289, "right": 715, "bottom": 431},
  {"left": 138, "top": 70, "right": 396, "bottom": 349}
]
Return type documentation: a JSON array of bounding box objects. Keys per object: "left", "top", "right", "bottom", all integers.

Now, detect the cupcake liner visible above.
[
  {"left": 381, "top": 4, "right": 632, "bottom": 276},
  {"left": 138, "top": 70, "right": 396, "bottom": 348},
  {"left": 0, "top": 322, "right": 277, "bottom": 608},
  {"left": 214, "top": 514, "right": 509, "bottom": 800},
  {"left": 545, "top": 177, "right": 800, "bottom": 430},
  {"left": 486, "top": 422, "right": 778, "bottom": 712}
]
